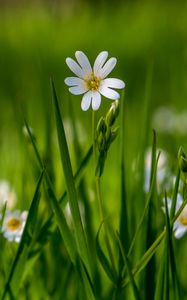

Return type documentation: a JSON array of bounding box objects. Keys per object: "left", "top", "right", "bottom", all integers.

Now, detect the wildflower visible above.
[
  {"left": 65, "top": 51, "right": 125, "bottom": 111},
  {"left": 0, "top": 181, "right": 17, "bottom": 209},
  {"left": 163, "top": 194, "right": 187, "bottom": 239},
  {"left": 1, "top": 210, "right": 28, "bottom": 242}
]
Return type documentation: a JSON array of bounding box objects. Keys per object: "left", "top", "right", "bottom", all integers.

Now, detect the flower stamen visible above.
[
  {"left": 85, "top": 73, "right": 100, "bottom": 91},
  {"left": 7, "top": 218, "right": 22, "bottom": 231},
  {"left": 179, "top": 216, "right": 187, "bottom": 225}
]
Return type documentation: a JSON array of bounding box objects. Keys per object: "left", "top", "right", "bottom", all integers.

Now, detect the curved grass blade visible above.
[
  {"left": 1, "top": 171, "right": 44, "bottom": 300},
  {"left": 51, "top": 79, "right": 92, "bottom": 278},
  {"left": 116, "top": 231, "right": 141, "bottom": 300},
  {"left": 96, "top": 223, "right": 118, "bottom": 284},
  {"left": 127, "top": 149, "right": 160, "bottom": 257},
  {"left": 121, "top": 196, "right": 187, "bottom": 289},
  {"left": 23, "top": 118, "right": 92, "bottom": 267},
  {"left": 0, "top": 202, "right": 7, "bottom": 231}
]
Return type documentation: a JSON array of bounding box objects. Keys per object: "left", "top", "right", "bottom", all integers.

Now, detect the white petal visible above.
[
  {"left": 91, "top": 91, "right": 101, "bottom": 111},
  {"left": 21, "top": 211, "right": 28, "bottom": 220},
  {"left": 93, "top": 51, "right": 108, "bottom": 76},
  {"left": 98, "top": 57, "right": 117, "bottom": 78},
  {"left": 99, "top": 85, "right": 120, "bottom": 100},
  {"left": 174, "top": 225, "right": 187, "bottom": 239},
  {"left": 81, "top": 91, "right": 92, "bottom": 111},
  {"left": 102, "top": 78, "right": 125, "bottom": 89},
  {"left": 66, "top": 58, "right": 83, "bottom": 78},
  {"left": 69, "top": 85, "right": 87, "bottom": 95},
  {"left": 75, "top": 51, "right": 92, "bottom": 77},
  {"left": 65, "top": 77, "right": 85, "bottom": 87}
]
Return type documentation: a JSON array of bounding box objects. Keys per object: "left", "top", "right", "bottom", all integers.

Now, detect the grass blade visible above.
[
  {"left": 1, "top": 171, "right": 44, "bottom": 300},
  {"left": 96, "top": 223, "right": 118, "bottom": 284},
  {"left": 51, "top": 79, "right": 92, "bottom": 277},
  {"left": 116, "top": 231, "right": 141, "bottom": 300},
  {"left": 119, "top": 91, "right": 129, "bottom": 251},
  {"left": 23, "top": 118, "right": 91, "bottom": 267}
]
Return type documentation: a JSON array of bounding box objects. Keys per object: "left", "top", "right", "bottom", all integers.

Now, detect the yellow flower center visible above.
[
  {"left": 85, "top": 73, "right": 100, "bottom": 91},
  {"left": 179, "top": 216, "right": 187, "bottom": 225},
  {"left": 7, "top": 218, "right": 21, "bottom": 231}
]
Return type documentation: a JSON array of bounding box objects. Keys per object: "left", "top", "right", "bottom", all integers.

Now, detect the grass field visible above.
[{"left": 0, "top": 1, "right": 187, "bottom": 299}]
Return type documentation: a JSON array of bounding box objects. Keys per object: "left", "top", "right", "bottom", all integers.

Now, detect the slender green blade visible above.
[
  {"left": 127, "top": 149, "right": 160, "bottom": 257},
  {"left": 23, "top": 117, "right": 92, "bottom": 267},
  {"left": 0, "top": 202, "right": 7, "bottom": 230},
  {"left": 1, "top": 171, "right": 44, "bottom": 300},
  {"left": 96, "top": 223, "right": 118, "bottom": 284},
  {"left": 51, "top": 79, "right": 92, "bottom": 278},
  {"left": 119, "top": 91, "right": 129, "bottom": 251},
  {"left": 116, "top": 231, "right": 141, "bottom": 300}
]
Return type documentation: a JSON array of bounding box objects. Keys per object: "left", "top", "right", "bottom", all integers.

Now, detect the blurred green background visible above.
[{"left": 1, "top": 0, "right": 187, "bottom": 190}]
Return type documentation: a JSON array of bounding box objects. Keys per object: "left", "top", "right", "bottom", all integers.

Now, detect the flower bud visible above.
[
  {"left": 178, "top": 146, "right": 186, "bottom": 160},
  {"left": 106, "top": 100, "right": 119, "bottom": 126},
  {"left": 96, "top": 117, "right": 107, "bottom": 135},
  {"left": 178, "top": 146, "right": 187, "bottom": 173},
  {"left": 105, "top": 123, "right": 111, "bottom": 144},
  {"left": 179, "top": 156, "right": 187, "bottom": 173}
]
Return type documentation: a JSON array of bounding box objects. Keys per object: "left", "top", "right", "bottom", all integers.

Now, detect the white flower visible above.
[
  {"left": 0, "top": 181, "right": 17, "bottom": 209},
  {"left": 1, "top": 210, "right": 28, "bottom": 243},
  {"left": 64, "top": 51, "right": 125, "bottom": 111},
  {"left": 163, "top": 194, "right": 187, "bottom": 239}
]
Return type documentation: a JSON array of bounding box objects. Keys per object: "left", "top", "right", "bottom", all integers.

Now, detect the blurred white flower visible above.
[
  {"left": 163, "top": 194, "right": 187, "bottom": 239},
  {"left": 0, "top": 181, "right": 17, "bottom": 209},
  {"left": 144, "top": 148, "right": 168, "bottom": 192},
  {"left": 1, "top": 210, "right": 28, "bottom": 243},
  {"left": 152, "top": 106, "right": 187, "bottom": 136},
  {"left": 65, "top": 51, "right": 125, "bottom": 111}
]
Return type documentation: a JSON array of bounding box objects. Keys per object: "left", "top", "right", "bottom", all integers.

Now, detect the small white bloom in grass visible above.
[
  {"left": 64, "top": 51, "right": 125, "bottom": 111},
  {"left": 1, "top": 210, "right": 28, "bottom": 243},
  {"left": 0, "top": 181, "right": 17, "bottom": 209},
  {"left": 162, "top": 194, "right": 187, "bottom": 239}
]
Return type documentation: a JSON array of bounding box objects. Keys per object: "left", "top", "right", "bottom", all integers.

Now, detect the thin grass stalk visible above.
[
  {"left": 170, "top": 168, "right": 180, "bottom": 226},
  {"left": 96, "top": 177, "right": 117, "bottom": 274},
  {"left": 119, "top": 90, "right": 129, "bottom": 251},
  {"left": 1, "top": 171, "right": 44, "bottom": 300},
  {"left": 127, "top": 151, "right": 160, "bottom": 257},
  {"left": 116, "top": 232, "right": 141, "bottom": 300},
  {"left": 145, "top": 130, "right": 157, "bottom": 300},
  {"left": 121, "top": 197, "right": 187, "bottom": 288}
]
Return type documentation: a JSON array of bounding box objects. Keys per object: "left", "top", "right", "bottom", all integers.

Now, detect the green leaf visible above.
[{"left": 51, "top": 79, "right": 92, "bottom": 278}]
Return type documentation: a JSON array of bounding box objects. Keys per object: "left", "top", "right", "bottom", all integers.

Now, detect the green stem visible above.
[
  {"left": 96, "top": 176, "right": 117, "bottom": 273},
  {"left": 92, "top": 110, "right": 116, "bottom": 273},
  {"left": 92, "top": 110, "right": 97, "bottom": 164}
]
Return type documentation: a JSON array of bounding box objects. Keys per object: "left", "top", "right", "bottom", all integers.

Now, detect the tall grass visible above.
[{"left": 1, "top": 2, "right": 187, "bottom": 299}]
